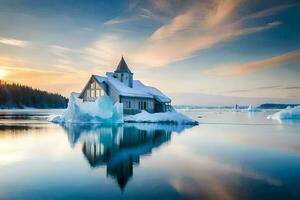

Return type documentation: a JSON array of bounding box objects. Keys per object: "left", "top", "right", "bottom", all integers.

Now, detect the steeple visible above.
[
  {"left": 114, "top": 56, "right": 132, "bottom": 74},
  {"left": 113, "top": 56, "right": 133, "bottom": 88}
]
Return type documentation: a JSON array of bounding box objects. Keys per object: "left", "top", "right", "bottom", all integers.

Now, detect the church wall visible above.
[{"left": 120, "top": 96, "right": 154, "bottom": 115}]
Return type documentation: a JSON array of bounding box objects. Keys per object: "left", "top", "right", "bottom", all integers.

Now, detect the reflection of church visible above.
[{"left": 62, "top": 124, "right": 174, "bottom": 190}]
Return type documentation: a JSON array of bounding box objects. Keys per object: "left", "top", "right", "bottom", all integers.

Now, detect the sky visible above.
[{"left": 0, "top": 0, "right": 299, "bottom": 105}]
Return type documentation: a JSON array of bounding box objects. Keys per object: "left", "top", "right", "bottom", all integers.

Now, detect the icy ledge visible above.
[
  {"left": 50, "top": 93, "right": 198, "bottom": 125},
  {"left": 247, "top": 105, "right": 261, "bottom": 112},
  {"left": 267, "top": 106, "right": 300, "bottom": 120},
  {"left": 50, "top": 92, "right": 123, "bottom": 124},
  {"left": 124, "top": 110, "right": 198, "bottom": 125}
]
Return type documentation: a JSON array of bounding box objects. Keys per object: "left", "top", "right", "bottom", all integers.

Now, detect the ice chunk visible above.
[
  {"left": 124, "top": 109, "right": 198, "bottom": 125},
  {"left": 49, "top": 115, "right": 64, "bottom": 123},
  {"left": 50, "top": 92, "right": 123, "bottom": 124},
  {"left": 50, "top": 93, "right": 196, "bottom": 125},
  {"left": 268, "top": 106, "right": 300, "bottom": 120},
  {"left": 247, "top": 105, "right": 261, "bottom": 112}
]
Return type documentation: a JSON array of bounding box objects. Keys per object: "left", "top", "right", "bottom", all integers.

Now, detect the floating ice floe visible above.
[
  {"left": 50, "top": 92, "right": 123, "bottom": 124},
  {"left": 267, "top": 106, "right": 300, "bottom": 120},
  {"left": 124, "top": 109, "right": 198, "bottom": 125},
  {"left": 247, "top": 105, "right": 261, "bottom": 112}
]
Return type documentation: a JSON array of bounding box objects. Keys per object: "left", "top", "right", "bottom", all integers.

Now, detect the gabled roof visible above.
[
  {"left": 114, "top": 57, "right": 132, "bottom": 74},
  {"left": 93, "top": 75, "right": 107, "bottom": 84},
  {"left": 133, "top": 80, "right": 171, "bottom": 103},
  {"left": 78, "top": 75, "right": 107, "bottom": 98},
  {"left": 106, "top": 75, "right": 153, "bottom": 98},
  {"left": 79, "top": 74, "right": 171, "bottom": 103}
]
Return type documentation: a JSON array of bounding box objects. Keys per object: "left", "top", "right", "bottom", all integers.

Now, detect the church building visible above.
[{"left": 78, "top": 57, "right": 172, "bottom": 114}]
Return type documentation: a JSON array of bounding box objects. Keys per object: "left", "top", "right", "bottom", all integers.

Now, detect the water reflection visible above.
[{"left": 62, "top": 123, "right": 192, "bottom": 190}]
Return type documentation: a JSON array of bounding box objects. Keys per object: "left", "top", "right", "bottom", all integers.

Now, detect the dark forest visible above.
[{"left": 0, "top": 81, "right": 68, "bottom": 109}]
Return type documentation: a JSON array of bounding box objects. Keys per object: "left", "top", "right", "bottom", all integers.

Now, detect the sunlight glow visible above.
[{"left": 0, "top": 68, "right": 8, "bottom": 79}]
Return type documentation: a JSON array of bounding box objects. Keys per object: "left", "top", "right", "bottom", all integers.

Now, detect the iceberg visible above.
[
  {"left": 268, "top": 106, "right": 300, "bottom": 120},
  {"left": 124, "top": 109, "right": 198, "bottom": 125},
  {"left": 50, "top": 93, "right": 198, "bottom": 125},
  {"left": 50, "top": 92, "right": 123, "bottom": 124},
  {"left": 247, "top": 105, "right": 261, "bottom": 112}
]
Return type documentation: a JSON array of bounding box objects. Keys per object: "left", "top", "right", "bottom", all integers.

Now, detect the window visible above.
[
  {"left": 164, "top": 102, "right": 171, "bottom": 111},
  {"left": 123, "top": 101, "right": 131, "bottom": 109},
  {"left": 86, "top": 89, "right": 90, "bottom": 97},
  {"left": 96, "top": 90, "right": 100, "bottom": 97},
  {"left": 89, "top": 82, "right": 96, "bottom": 98},
  {"left": 128, "top": 101, "right": 131, "bottom": 108},
  {"left": 139, "top": 101, "right": 147, "bottom": 110}
]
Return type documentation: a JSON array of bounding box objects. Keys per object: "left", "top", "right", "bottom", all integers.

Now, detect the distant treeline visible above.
[
  {"left": 258, "top": 103, "right": 300, "bottom": 109},
  {"left": 0, "top": 80, "right": 68, "bottom": 109}
]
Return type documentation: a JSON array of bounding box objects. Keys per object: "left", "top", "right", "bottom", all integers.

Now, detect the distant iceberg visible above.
[
  {"left": 124, "top": 109, "right": 198, "bottom": 125},
  {"left": 247, "top": 105, "right": 261, "bottom": 112},
  {"left": 233, "top": 104, "right": 240, "bottom": 112},
  {"left": 50, "top": 92, "right": 123, "bottom": 124},
  {"left": 268, "top": 106, "right": 300, "bottom": 120}
]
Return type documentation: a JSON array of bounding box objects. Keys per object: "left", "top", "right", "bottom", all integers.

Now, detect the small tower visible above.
[{"left": 114, "top": 56, "right": 133, "bottom": 88}]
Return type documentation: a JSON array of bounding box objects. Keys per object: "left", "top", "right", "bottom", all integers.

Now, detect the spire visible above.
[{"left": 114, "top": 56, "right": 133, "bottom": 74}]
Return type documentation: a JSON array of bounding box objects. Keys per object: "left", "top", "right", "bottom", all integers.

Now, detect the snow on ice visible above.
[
  {"left": 124, "top": 109, "right": 198, "bottom": 125},
  {"left": 50, "top": 93, "right": 198, "bottom": 125},
  {"left": 247, "top": 105, "right": 261, "bottom": 112},
  {"left": 268, "top": 106, "right": 300, "bottom": 120},
  {"left": 50, "top": 92, "right": 123, "bottom": 124}
]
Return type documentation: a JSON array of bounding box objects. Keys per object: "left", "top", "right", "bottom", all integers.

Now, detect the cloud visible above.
[
  {"left": 204, "top": 0, "right": 240, "bottom": 27},
  {"left": 48, "top": 45, "right": 74, "bottom": 56},
  {"left": 48, "top": 45, "right": 88, "bottom": 73},
  {"left": 104, "top": 7, "right": 168, "bottom": 25},
  {"left": 206, "top": 50, "right": 300, "bottom": 76},
  {"left": 84, "top": 34, "right": 134, "bottom": 69},
  {"left": 225, "top": 85, "right": 300, "bottom": 94},
  {"left": 242, "top": 2, "right": 300, "bottom": 21},
  {"left": 88, "top": 0, "right": 290, "bottom": 68},
  {"left": 133, "top": 21, "right": 280, "bottom": 67},
  {"left": 0, "top": 36, "right": 30, "bottom": 47},
  {"left": 77, "top": 0, "right": 300, "bottom": 74},
  {"left": 0, "top": 64, "right": 63, "bottom": 75},
  {"left": 282, "top": 86, "right": 300, "bottom": 90},
  {"left": 104, "top": 17, "right": 135, "bottom": 25},
  {"left": 225, "top": 85, "right": 281, "bottom": 93}
]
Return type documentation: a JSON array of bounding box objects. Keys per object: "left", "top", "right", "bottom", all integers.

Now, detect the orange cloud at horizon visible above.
[{"left": 206, "top": 50, "right": 300, "bottom": 76}]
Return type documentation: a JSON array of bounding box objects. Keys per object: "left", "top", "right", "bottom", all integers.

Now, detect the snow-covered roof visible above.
[
  {"left": 93, "top": 75, "right": 107, "bottom": 84},
  {"left": 106, "top": 76, "right": 153, "bottom": 98},
  {"left": 133, "top": 80, "right": 171, "bottom": 103},
  {"left": 84, "top": 74, "right": 171, "bottom": 103}
]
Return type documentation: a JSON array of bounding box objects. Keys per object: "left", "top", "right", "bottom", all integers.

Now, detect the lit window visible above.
[
  {"left": 91, "top": 82, "right": 96, "bottom": 89},
  {"left": 96, "top": 90, "right": 100, "bottom": 97}
]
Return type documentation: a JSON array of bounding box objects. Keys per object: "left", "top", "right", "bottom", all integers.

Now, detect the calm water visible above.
[{"left": 0, "top": 109, "right": 300, "bottom": 200}]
